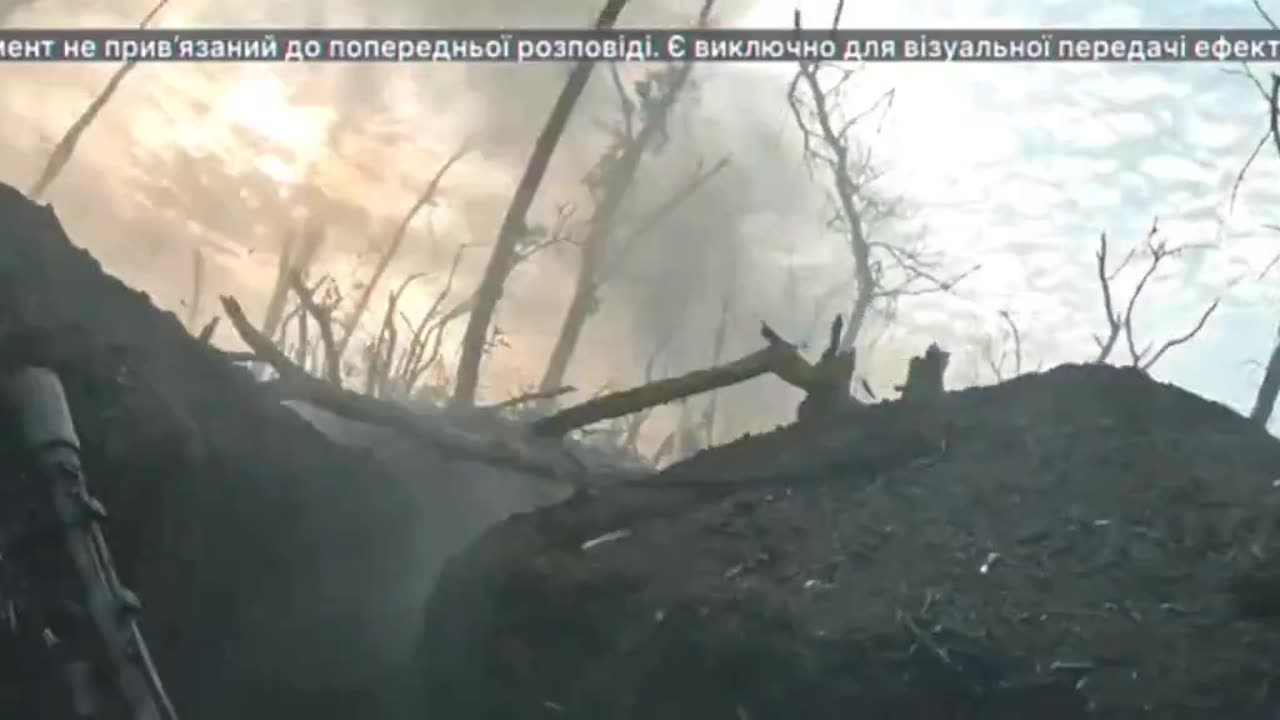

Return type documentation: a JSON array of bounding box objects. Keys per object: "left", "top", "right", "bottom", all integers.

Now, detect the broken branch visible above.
[
  {"left": 529, "top": 344, "right": 793, "bottom": 437},
  {"left": 287, "top": 270, "right": 341, "bottom": 385},
  {"left": 530, "top": 318, "right": 851, "bottom": 437},
  {"left": 29, "top": 0, "right": 169, "bottom": 199},
  {"left": 453, "top": 0, "right": 631, "bottom": 407},
  {"left": 338, "top": 142, "right": 469, "bottom": 359},
  {"left": 218, "top": 295, "right": 594, "bottom": 480},
  {"left": 1092, "top": 220, "right": 1218, "bottom": 370},
  {"left": 788, "top": 8, "right": 967, "bottom": 352}
]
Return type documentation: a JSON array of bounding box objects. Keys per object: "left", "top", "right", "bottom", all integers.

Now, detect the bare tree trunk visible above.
[
  {"left": 538, "top": 241, "right": 602, "bottom": 395},
  {"left": 1252, "top": 324, "right": 1280, "bottom": 427},
  {"left": 186, "top": 248, "right": 204, "bottom": 330},
  {"left": 261, "top": 234, "right": 295, "bottom": 343},
  {"left": 262, "top": 217, "right": 324, "bottom": 341},
  {"left": 452, "top": 0, "right": 630, "bottom": 408},
  {"left": 793, "top": 46, "right": 874, "bottom": 352},
  {"left": 29, "top": 0, "right": 169, "bottom": 199},
  {"left": 538, "top": 6, "right": 710, "bottom": 395}
]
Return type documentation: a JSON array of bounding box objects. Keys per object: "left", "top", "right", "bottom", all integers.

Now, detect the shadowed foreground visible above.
[{"left": 0, "top": 182, "right": 445, "bottom": 719}]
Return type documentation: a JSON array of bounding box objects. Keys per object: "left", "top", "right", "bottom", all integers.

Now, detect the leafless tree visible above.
[
  {"left": 262, "top": 217, "right": 326, "bottom": 343},
  {"left": 336, "top": 142, "right": 470, "bottom": 360},
  {"left": 29, "top": 0, "right": 169, "bottom": 199},
  {"left": 1243, "top": 6, "right": 1280, "bottom": 425},
  {"left": 538, "top": 0, "right": 715, "bottom": 396},
  {"left": 1252, "top": 322, "right": 1280, "bottom": 426},
  {"left": 979, "top": 310, "right": 1024, "bottom": 382},
  {"left": 287, "top": 270, "right": 342, "bottom": 385},
  {"left": 1090, "top": 219, "right": 1219, "bottom": 371},
  {"left": 788, "top": 4, "right": 975, "bottom": 356},
  {"left": 452, "top": 0, "right": 631, "bottom": 408}
]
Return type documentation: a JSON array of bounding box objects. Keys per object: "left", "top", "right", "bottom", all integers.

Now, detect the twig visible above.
[
  {"left": 1002, "top": 310, "right": 1023, "bottom": 376},
  {"left": 218, "top": 295, "right": 597, "bottom": 480},
  {"left": 1093, "top": 232, "right": 1122, "bottom": 362},
  {"left": 980, "top": 310, "right": 1024, "bottom": 382},
  {"left": 1140, "top": 298, "right": 1220, "bottom": 371},
  {"left": 1228, "top": 129, "right": 1269, "bottom": 215},
  {"left": 1254, "top": 0, "right": 1279, "bottom": 30},
  {"left": 338, "top": 141, "right": 470, "bottom": 358},
  {"left": 788, "top": 8, "right": 967, "bottom": 352},
  {"left": 287, "top": 270, "right": 341, "bottom": 385},
  {"left": 1092, "top": 220, "right": 1218, "bottom": 370},
  {"left": 396, "top": 245, "right": 468, "bottom": 391}
]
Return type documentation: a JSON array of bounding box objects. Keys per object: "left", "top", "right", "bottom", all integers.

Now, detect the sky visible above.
[
  {"left": 753, "top": 0, "right": 1280, "bottom": 420},
  {"left": 1, "top": 0, "right": 1278, "bottom": 448}
]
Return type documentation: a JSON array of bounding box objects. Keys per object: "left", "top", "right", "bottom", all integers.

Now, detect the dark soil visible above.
[
  {"left": 9, "top": 175, "right": 1280, "bottom": 719},
  {"left": 418, "top": 363, "right": 1280, "bottom": 719},
  {"left": 0, "top": 182, "right": 432, "bottom": 719}
]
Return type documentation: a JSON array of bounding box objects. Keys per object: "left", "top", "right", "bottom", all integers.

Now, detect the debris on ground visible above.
[{"left": 418, "top": 363, "right": 1280, "bottom": 719}]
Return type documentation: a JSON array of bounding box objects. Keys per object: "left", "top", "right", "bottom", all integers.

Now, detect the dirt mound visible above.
[
  {"left": 0, "top": 183, "right": 437, "bottom": 718},
  {"left": 418, "top": 364, "right": 1280, "bottom": 718}
]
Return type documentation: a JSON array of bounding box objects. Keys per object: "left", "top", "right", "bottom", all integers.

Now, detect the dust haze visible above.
[{"left": 0, "top": 0, "right": 1150, "bottom": 454}]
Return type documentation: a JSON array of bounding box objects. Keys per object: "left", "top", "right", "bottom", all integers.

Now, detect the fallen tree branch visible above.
[
  {"left": 220, "top": 296, "right": 306, "bottom": 380},
  {"left": 218, "top": 295, "right": 594, "bottom": 480},
  {"left": 529, "top": 344, "right": 792, "bottom": 437},
  {"left": 530, "top": 317, "right": 853, "bottom": 437}
]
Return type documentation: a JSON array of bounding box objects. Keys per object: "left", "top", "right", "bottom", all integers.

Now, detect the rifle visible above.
[{"left": 0, "top": 366, "right": 179, "bottom": 719}]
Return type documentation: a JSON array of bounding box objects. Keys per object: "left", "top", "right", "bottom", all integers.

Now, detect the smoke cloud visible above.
[{"left": 1, "top": 0, "right": 992, "bottom": 454}]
